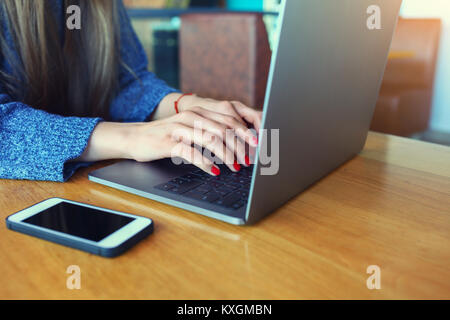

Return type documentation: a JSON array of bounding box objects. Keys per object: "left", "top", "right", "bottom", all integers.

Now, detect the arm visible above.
[
  {"left": 109, "top": 1, "right": 179, "bottom": 123},
  {"left": 77, "top": 1, "right": 264, "bottom": 172},
  {"left": 0, "top": 93, "right": 101, "bottom": 182},
  {"left": 110, "top": 1, "right": 259, "bottom": 124},
  {"left": 109, "top": 1, "right": 262, "bottom": 132},
  {"left": 78, "top": 1, "right": 262, "bottom": 170}
]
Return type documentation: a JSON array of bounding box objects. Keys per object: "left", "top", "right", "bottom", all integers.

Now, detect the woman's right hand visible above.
[{"left": 77, "top": 108, "right": 259, "bottom": 176}]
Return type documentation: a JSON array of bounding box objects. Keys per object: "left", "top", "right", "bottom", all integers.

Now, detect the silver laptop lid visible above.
[{"left": 246, "top": 0, "right": 402, "bottom": 224}]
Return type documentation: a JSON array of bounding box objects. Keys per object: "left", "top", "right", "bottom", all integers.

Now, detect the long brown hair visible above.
[{"left": 0, "top": 0, "right": 119, "bottom": 118}]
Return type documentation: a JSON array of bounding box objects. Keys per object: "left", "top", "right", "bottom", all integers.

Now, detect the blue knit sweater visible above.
[{"left": 0, "top": 0, "right": 178, "bottom": 182}]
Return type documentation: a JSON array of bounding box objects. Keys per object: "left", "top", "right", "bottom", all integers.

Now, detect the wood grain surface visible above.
[{"left": 1, "top": 132, "right": 449, "bottom": 299}]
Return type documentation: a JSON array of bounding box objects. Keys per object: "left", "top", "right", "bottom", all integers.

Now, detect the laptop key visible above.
[
  {"left": 171, "top": 178, "right": 190, "bottom": 185},
  {"left": 183, "top": 191, "right": 205, "bottom": 200},
  {"left": 216, "top": 190, "right": 230, "bottom": 197},
  {"left": 216, "top": 186, "right": 234, "bottom": 195},
  {"left": 227, "top": 184, "right": 240, "bottom": 191},
  {"left": 215, "top": 192, "right": 242, "bottom": 208},
  {"left": 198, "top": 175, "right": 213, "bottom": 181},
  {"left": 181, "top": 174, "right": 201, "bottom": 181},
  {"left": 234, "top": 189, "right": 249, "bottom": 197},
  {"left": 232, "top": 201, "right": 246, "bottom": 210},
  {"left": 201, "top": 192, "right": 221, "bottom": 203},
  {"left": 191, "top": 185, "right": 212, "bottom": 194},
  {"left": 168, "top": 180, "right": 203, "bottom": 194},
  {"left": 155, "top": 183, "right": 175, "bottom": 191},
  {"left": 228, "top": 182, "right": 242, "bottom": 189},
  {"left": 207, "top": 181, "right": 224, "bottom": 188}
]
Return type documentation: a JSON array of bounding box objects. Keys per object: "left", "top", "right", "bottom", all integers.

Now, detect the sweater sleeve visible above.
[
  {"left": 0, "top": 93, "right": 102, "bottom": 182},
  {"left": 109, "top": 1, "right": 180, "bottom": 123}
]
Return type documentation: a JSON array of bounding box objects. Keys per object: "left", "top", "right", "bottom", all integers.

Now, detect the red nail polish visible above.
[
  {"left": 245, "top": 155, "right": 250, "bottom": 166},
  {"left": 252, "top": 136, "right": 258, "bottom": 145},
  {"left": 211, "top": 166, "right": 221, "bottom": 176},
  {"left": 233, "top": 161, "right": 241, "bottom": 172}
]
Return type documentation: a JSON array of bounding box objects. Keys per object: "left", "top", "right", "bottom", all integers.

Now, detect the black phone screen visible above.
[{"left": 23, "top": 202, "right": 134, "bottom": 242}]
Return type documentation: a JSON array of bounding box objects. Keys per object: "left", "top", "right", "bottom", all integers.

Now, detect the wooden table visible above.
[{"left": 1, "top": 132, "right": 449, "bottom": 299}]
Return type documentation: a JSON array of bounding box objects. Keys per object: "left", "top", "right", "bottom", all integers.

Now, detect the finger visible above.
[
  {"left": 173, "top": 109, "right": 229, "bottom": 142},
  {"left": 224, "top": 130, "right": 248, "bottom": 168},
  {"left": 173, "top": 109, "right": 248, "bottom": 160},
  {"left": 231, "top": 101, "right": 263, "bottom": 133},
  {"left": 190, "top": 107, "right": 258, "bottom": 147},
  {"left": 170, "top": 110, "right": 248, "bottom": 168},
  {"left": 171, "top": 125, "right": 239, "bottom": 173},
  {"left": 215, "top": 101, "right": 248, "bottom": 126},
  {"left": 171, "top": 142, "right": 220, "bottom": 176}
]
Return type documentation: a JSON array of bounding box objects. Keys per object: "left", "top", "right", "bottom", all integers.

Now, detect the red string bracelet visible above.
[{"left": 174, "top": 93, "right": 194, "bottom": 114}]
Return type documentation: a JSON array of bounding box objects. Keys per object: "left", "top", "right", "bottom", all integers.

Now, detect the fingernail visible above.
[
  {"left": 233, "top": 160, "right": 241, "bottom": 172},
  {"left": 252, "top": 136, "right": 258, "bottom": 145},
  {"left": 211, "top": 166, "right": 221, "bottom": 176},
  {"left": 245, "top": 155, "right": 250, "bottom": 166}
]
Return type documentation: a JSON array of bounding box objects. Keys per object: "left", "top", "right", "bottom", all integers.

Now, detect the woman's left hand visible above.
[{"left": 177, "top": 95, "right": 263, "bottom": 133}]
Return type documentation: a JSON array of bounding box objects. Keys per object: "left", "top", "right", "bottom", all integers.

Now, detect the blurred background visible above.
[{"left": 124, "top": 0, "right": 450, "bottom": 146}]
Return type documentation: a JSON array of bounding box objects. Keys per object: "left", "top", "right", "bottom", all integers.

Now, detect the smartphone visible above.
[{"left": 6, "top": 198, "right": 153, "bottom": 258}]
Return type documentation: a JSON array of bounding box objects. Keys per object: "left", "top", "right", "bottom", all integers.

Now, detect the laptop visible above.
[{"left": 89, "top": 0, "right": 402, "bottom": 225}]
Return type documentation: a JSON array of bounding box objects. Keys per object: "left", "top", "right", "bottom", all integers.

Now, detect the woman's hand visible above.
[
  {"left": 129, "top": 108, "right": 259, "bottom": 175},
  {"left": 151, "top": 93, "right": 263, "bottom": 133},
  {"left": 77, "top": 102, "right": 262, "bottom": 175},
  {"left": 177, "top": 95, "right": 263, "bottom": 133}
]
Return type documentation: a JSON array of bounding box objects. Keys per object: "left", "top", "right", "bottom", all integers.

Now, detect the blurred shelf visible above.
[
  {"left": 127, "top": 8, "right": 278, "bottom": 19},
  {"left": 411, "top": 130, "right": 450, "bottom": 147},
  {"left": 388, "top": 51, "right": 416, "bottom": 59}
]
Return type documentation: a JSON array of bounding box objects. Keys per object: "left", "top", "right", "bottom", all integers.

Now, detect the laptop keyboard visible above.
[{"left": 154, "top": 165, "right": 254, "bottom": 210}]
